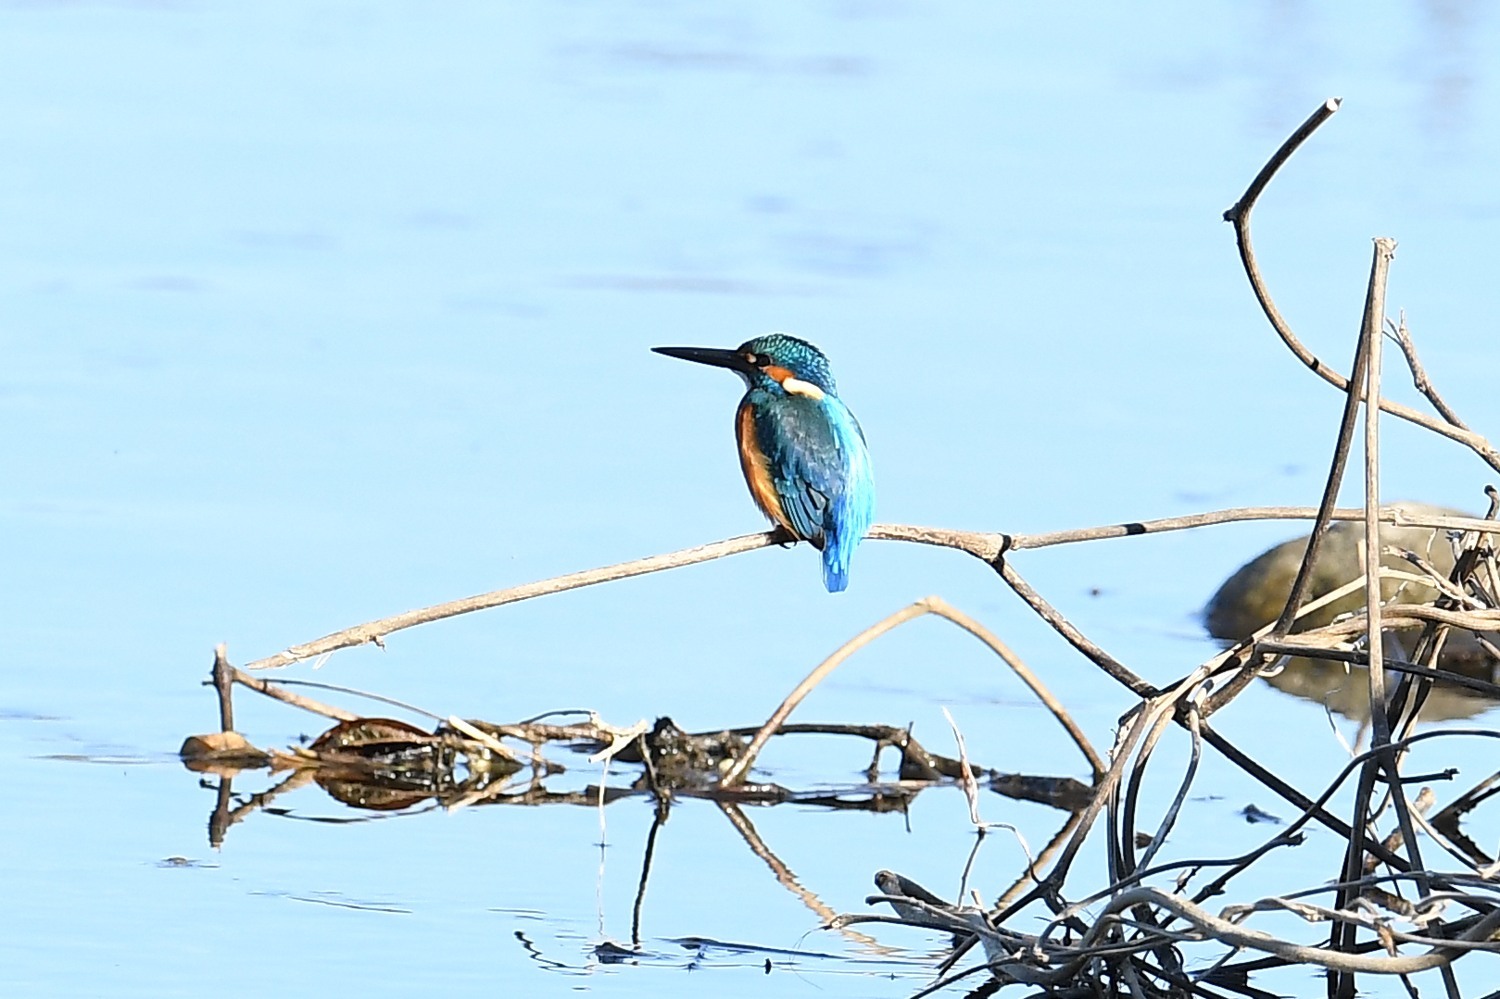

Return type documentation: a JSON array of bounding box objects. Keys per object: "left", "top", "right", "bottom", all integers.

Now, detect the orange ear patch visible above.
[{"left": 761, "top": 364, "right": 824, "bottom": 400}]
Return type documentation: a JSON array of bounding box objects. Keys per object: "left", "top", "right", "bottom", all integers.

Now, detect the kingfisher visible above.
[{"left": 652, "top": 333, "right": 875, "bottom": 592}]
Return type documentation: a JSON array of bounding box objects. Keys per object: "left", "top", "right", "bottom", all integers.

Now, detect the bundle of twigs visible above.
[{"left": 835, "top": 98, "right": 1500, "bottom": 997}]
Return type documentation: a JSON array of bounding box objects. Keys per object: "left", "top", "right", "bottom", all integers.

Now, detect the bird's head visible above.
[{"left": 652, "top": 332, "right": 837, "bottom": 400}]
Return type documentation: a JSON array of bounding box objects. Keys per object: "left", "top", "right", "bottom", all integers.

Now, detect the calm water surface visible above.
[{"left": 5, "top": 2, "right": 1500, "bottom": 995}]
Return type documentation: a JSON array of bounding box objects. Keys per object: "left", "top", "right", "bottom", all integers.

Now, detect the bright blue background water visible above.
[{"left": 5, "top": 1, "right": 1500, "bottom": 995}]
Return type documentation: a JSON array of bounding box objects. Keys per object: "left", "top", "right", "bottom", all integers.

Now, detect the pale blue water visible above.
[{"left": 5, "top": 1, "right": 1500, "bottom": 995}]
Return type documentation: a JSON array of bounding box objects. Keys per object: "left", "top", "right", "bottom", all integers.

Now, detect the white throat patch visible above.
[{"left": 781, "top": 377, "right": 825, "bottom": 401}]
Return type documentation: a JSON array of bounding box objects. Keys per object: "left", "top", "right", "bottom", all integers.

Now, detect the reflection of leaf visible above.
[{"left": 317, "top": 777, "right": 435, "bottom": 812}]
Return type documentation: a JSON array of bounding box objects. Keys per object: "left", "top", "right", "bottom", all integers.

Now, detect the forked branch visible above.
[{"left": 1224, "top": 96, "right": 1500, "bottom": 472}]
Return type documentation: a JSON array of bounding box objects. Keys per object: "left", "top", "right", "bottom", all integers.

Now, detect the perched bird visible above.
[{"left": 652, "top": 333, "right": 875, "bottom": 592}]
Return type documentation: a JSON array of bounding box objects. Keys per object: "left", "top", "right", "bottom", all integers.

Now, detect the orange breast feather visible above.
[{"left": 736, "top": 403, "right": 794, "bottom": 533}]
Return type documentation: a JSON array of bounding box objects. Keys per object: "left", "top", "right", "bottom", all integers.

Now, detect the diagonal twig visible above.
[{"left": 720, "top": 596, "right": 1103, "bottom": 786}]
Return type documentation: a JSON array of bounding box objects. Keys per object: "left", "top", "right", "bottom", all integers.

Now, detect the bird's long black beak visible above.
[{"left": 651, "top": 345, "right": 752, "bottom": 373}]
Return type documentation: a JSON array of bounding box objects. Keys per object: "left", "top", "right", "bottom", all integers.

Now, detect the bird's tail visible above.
[
  {"left": 820, "top": 441, "right": 874, "bottom": 593},
  {"left": 823, "top": 554, "right": 850, "bottom": 593},
  {"left": 821, "top": 529, "right": 859, "bottom": 592}
]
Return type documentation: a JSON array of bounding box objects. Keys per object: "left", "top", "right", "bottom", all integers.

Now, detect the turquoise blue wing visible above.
[{"left": 745, "top": 392, "right": 875, "bottom": 590}]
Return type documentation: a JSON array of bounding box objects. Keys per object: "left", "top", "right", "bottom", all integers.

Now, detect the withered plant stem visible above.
[
  {"left": 1223, "top": 97, "right": 1341, "bottom": 379},
  {"left": 720, "top": 595, "right": 1102, "bottom": 786},
  {"left": 1361, "top": 239, "right": 1397, "bottom": 751},
  {"left": 995, "top": 560, "right": 1152, "bottom": 696},
  {"left": 1224, "top": 95, "right": 1500, "bottom": 474},
  {"left": 1262, "top": 240, "right": 1394, "bottom": 649},
  {"left": 1391, "top": 312, "right": 1468, "bottom": 430},
  {"left": 212, "top": 643, "right": 234, "bottom": 732},
  {"left": 229, "top": 665, "right": 356, "bottom": 721}
]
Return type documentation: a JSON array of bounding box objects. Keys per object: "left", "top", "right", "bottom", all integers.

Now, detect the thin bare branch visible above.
[
  {"left": 1106, "top": 887, "right": 1500, "bottom": 976},
  {"left": 1223, "top": 97, "right": 1343, "bottom": 378},
  {"left": 1224, "top": 98, "right": 1500, "bottom": 473},
  {"left": 719, "top": 600, "right": 932, "bottom": 786},
  {"left": 1362, "top": 238, "right": 1398, "bottom": 749},
  {"left": 1268, "top": 241, "right": 1389, "bottom": 641},
  {"left": 996, "top": 559, "right": 1153, "bottom": 696},
  {"left": 229, "top": 665, "right": 357, "bottom": 721},
  {"left": 923, "top": 597, "right": 1105, "bottom": 780},
  {"left": 1391, "top": 312, "right": 1470, "bottom": 429},
  {"left": 244, "top": 531, "right": 784, "bottom": 670},
  {"left": 241, "top": 506, "right": 1500, "bottom": 674},
  {"left": 721, "top": 595, "right": 1104, "bottom": 785}
]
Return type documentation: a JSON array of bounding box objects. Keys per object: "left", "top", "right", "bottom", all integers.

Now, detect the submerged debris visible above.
[{"left": 181, "top": 699, "right": 1085, "bottom": 821}]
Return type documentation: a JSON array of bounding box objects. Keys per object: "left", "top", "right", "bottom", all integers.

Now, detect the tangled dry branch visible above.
[{"left": 195, "top": 97, "right": 1500, "bottom": 996}]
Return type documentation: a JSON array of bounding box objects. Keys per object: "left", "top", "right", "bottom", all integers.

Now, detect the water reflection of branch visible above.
[
  {"left": 991, "top": 807, "right": 1088, "bottom": 911},
  {"left": 203, "top": 769, "right": 318, "bottom": 847},
  {"left": 630, "top": 797, "right": 669, "bottom": 949},
  {"left": 512, "top": 930, "right": 578, "bottom": 974},
  {"left": 715, "top": 801, "right": 893, "bottom": 954}
]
